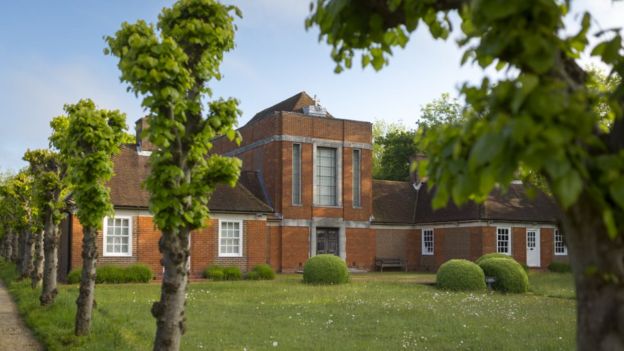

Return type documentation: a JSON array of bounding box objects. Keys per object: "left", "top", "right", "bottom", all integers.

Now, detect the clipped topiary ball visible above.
[
  {"left": 475, "top": 253, "right": 516, "bottom": 265},
  {"left": 479, "top": 258, "right": 529, "bottom": 293},
  {"left": 303, "top": 254, "right": 349, "bottom": 285},
  {"left": 436, "top": 259, "right": 486, "bottom": 291}
]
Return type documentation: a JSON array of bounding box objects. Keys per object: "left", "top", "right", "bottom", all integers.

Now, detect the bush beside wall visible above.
[
  {"left": 67, "top": 264, "right": 153, "bottom": 284},
  {"left": 548, "top": 262, "right": 571, "bottom": 273},
  {"left": 436, "top": 259, "right": 486, "bottom": 291}
]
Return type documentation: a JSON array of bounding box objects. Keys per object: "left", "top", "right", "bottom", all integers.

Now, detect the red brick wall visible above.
[
  {"left": 268, "top": 225, "right": 282, "bottom": 271},
  {"left": 345, "top": 228, "right": 375, "bottom": 269},
  {"left": 281, "top": 226, "right": 309, "bottom": 272},
  {"left": 511, "top": 227, "right": 527, "bottom": 265}
]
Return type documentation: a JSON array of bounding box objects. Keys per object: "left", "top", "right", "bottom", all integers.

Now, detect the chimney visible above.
[{"left": 135, "top": 117, "right": 156, "bottom": 153}]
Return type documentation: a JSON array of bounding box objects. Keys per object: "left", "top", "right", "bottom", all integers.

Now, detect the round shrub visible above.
[
  {"left": 548, "top": 262, "right": 571, "bottom": 273},
  {"left": 303, "top": 254, "right": 349, "bottom": 285},
  {"left": 252, "top": 264, "right": 275, "bottom": 280},
  {"left": 203, "top": 265, "right": 224, "bottom": 280},
  {"left": 479, "top": 258, "right": 529, "bottom": 293},
  {"left": 246, "top": 271, "right": 260, "bottom": 280},
  {"left": 223, "top": 267, "right": 242, "bottom": 281},
  {"left": 436, "top": 259, "right": 486, "bottom": 291},
  {"left": 96, "top": 265, "right": 125, "bottom": 284},
  {"left": 475, "top": 253, "right": 516, "bottom": 265}
]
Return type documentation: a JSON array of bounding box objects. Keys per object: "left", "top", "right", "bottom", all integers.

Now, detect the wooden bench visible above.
[{"left": 375, "top": 257, "right": 406, "bottom": 272}]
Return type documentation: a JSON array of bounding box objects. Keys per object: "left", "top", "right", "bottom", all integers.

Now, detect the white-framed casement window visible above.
[
  {"left": 218, "top": 220, "right": 243, "bottom": 257},
  {"left": 554, "top": 229, "right": 567, "bottom": 255},
  {"left": 292, "top": 143, "right": 302, "bottom": 205},
  {"left": 315, "top": 147, "right": 338, "bottom": 206},
  {"left": 422, "top": 228, "right": 434, "bottom": 255},
  {"left": 496, "top": 227, "right": 511, "bottom": 255},
  {"left": 103, "top": 216, "right": 132, "bottom": 257},
  {"left": 352, "top": 149, "right": 361, "bottom": 208}
]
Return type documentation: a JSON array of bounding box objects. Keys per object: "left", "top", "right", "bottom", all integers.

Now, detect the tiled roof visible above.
[
  {"left": 372, "top": 180, "right": 561, "bottom": 224},
  {"left": 372, "top": 180, "right": 418, "bottom": 224},
  {"left": 246, "top": 91, "right": 331, "bottom": 125},
  {"left": 109, "top": 146, "right": 273, "bottom": 213}
]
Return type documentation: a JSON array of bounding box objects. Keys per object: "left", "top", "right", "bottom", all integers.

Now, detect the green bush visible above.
[
  {"left": 203, "top": 265, "right": 224, "bottom": 280},
  {"left": 548, "top": 262, "right": 571, "bottom": 273},
  {"left": 223, "top": 267, "right": 242, "bottom": 281},
  {"left": 475, "top": 253, "right": 515, "bottom": 265},
  {"left": 124, "top": 264, "right": 153, "bottom": 282},
  {"left": 436, "top": 259, "right": 486, "bottom": 291},
  {"left": 303, "top": 254, "right": 349, "bottom": 285},
  {"left": 252, "top": 264, "right": 275, "bottom": 280},
  {"left": 66, "top": 264, "right": 153, "bottom": 284},
  {"left": 246, "top": 271, "right": 260, "bottom": 280},
  {"left": 67, "top": 269, "right": 81, "bottom": 284},
  {"left": 479, "top": 258, "right": 529, "bottom": 293}
]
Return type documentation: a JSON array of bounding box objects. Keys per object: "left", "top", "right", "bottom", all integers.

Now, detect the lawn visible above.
[{"left": 0, "top": 261, "right": 576, "bottom": 351}]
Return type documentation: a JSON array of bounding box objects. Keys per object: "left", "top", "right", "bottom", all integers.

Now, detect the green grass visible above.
[
  {"left": 529, "top": 271, "right": 576, "bottom": 299},
  {"left": 0, "top": 260, "right": 575, "bottom": 350}
]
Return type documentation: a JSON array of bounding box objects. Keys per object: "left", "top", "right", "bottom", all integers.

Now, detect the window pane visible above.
[
  {"left": 316, "top": 147, "right": 337, "bottom": 206},
  {"left": 293, "top": 144, "right": 301, "bottom": 205}
]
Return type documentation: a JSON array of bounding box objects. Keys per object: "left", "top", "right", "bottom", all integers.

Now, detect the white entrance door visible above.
[{"left": 526, "top": 229, "right": 541, "bottom": 267}]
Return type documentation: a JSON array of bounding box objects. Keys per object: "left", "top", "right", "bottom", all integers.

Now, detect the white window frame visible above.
[
  {"left": 292, "top": 143, "right": 302, "bottom": 205},
  {"left": 218, "top": 219, "right": 243, "bottom": 257},
  {"left": 314, "top": 146, "right": 339, "bottom": 206},
  {"left": 554, "top": 229, "right": 567, "bottom": 255},
  {"left": 422, "top": 228, "right": 434, "bottom": 256},
  {"left": 496, "top": 227, "right": 512, "bottom": 255},
  {"left": 103, "top": 216, "right": 133, "bottom": 257}
]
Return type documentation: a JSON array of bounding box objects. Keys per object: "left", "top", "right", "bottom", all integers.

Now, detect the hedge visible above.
[
  {"left": 436, "top": 259, "right": 486, "bottom": 291},
  {"left": 303, "top": 254, "right": 349, "bottom": 285},
  {"left": 67, "top": 264, "right": 153, "bottom": 284},
  {"left": 478, "top": 258, "right": 528, "bottom": 293},
  {"left": 548, "top": 262, "right": 571, "bottom": 273},
  {"left": 251, "top": 264, "right": 275, "bottom": 280},
  {"left": 203, "top": 266, "right": 242, "bottom": 281},
  {"left": 475, "top": 253, "right": 515, "bottom": 265}
]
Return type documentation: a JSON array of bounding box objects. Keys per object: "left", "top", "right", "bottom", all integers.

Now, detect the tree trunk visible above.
[
  {"left": 20, "top": 231, "right": 34, "bottom": 279},
  {"left": 0, "top": 231, "right": 10, "bottom": 260},
  {"left": 563, "top": 193, "right": 624, "bottom": 351},
  {"left": 31, "top": 230, "right": 44, "bottom": 289},
  {"left": 152, "top": 229, "right": 190, "bottom": 351},
  {"left": 11, "top": 231, "right": 19, "bottom": 263},
  {"left": 74, "top": 226, "right": 98, "bottom": 336},
  {"left": 40, "top": 217, "right": 60, "bottom": 306}
]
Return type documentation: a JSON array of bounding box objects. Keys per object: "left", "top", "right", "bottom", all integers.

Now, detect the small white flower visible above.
[{"left": 272, "top": 341, "right": 278, "bottom": 347}]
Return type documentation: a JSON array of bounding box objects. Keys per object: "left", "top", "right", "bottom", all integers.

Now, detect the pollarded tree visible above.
[
  {"left": 5, "top": 171, "right": 36, "bottom": 279},
  {"left": 307, "top": 1, "right": 624, "bottom": 348},
  {"left": 106, "top": 1, "right": 242, "bottom": 349},
  {"left": 23, "top": 151, "right": 47, "bottom": 289},
  {"left": 56, "top": 99, "right": 126, "bottom": 336},
  {"left": 23, "top": 147, "right": 67, "bottom": 305}
]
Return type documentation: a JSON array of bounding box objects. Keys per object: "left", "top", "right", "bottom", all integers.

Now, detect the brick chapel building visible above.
[{"left": 59, "top": 92, "right": 567, "bottom": 278}]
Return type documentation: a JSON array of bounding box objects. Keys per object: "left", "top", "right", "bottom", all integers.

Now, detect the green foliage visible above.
[
  {"left": 479, "top": 258, "right": 529, "bottom": 293},
  {"left": 307, "top": 0, "right": 624, "bottom": 238},
  {"left": 23, "top": 149, "right": 67, "bottom": 229},
  {"left": 303, "top": 254, "right": 349, "bottom": 285},
  {"left": 67, "top": 264, "right": 153, "bottom": 284},
  {"left": 105, "top": 0, "right": 243, "bottom": 233},
  {"left": 372, "top": 120, "right": 407, "bottom": 179},
  {"left": 245, "top": 271, "right": 259, "bottom": 280},
  {"left": 1, "top": 171, "right": 34, "bottom": 235},
  {"left": 251, "top": 263, "right": 276, "bottom": 280},
  {"left": 376, "top": 129, "right": 417, "bottom": 181},
  {"left": 223, "top": 266, "right": 242, "bottom": 281},
  {"left": 418, "top": 93, "right": 465, "bottom": 129},
  {"left": 54, "top": 99, "right": 127, "bottom": 229},
  {"left": 202, "top": 265, "right": 224, "bottom": 280},
  {"left": 436, "top": 259, "right": 486, "bottom": 291},
  {"left": 548, "top": 262, "right": 572, "bottom": 273},
  {"left": 475, "top": 252, "right": 515, "bottom": 266}
]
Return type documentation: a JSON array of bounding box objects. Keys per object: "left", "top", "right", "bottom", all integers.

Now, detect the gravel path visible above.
[{"left": 0, "top": 281, "right": 43, "bottom": 351}]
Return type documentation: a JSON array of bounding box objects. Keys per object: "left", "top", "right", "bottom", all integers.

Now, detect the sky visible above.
[{"left": 0, "top": 1, "right": 622, "bottom": 172}]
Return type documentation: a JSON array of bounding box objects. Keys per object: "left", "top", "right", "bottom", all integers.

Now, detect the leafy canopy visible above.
[
  {"left": 307, "top": 0, "right": 624, "bottom": 237},
  {"left": 54, "top": 99, "right": 126, "bottom": 229},
  {"left": 105, "top": 0, "right": 243, "bottom": 232},
  {"left": 22, "top": 149, "right": 67, "bottom": 227}
]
